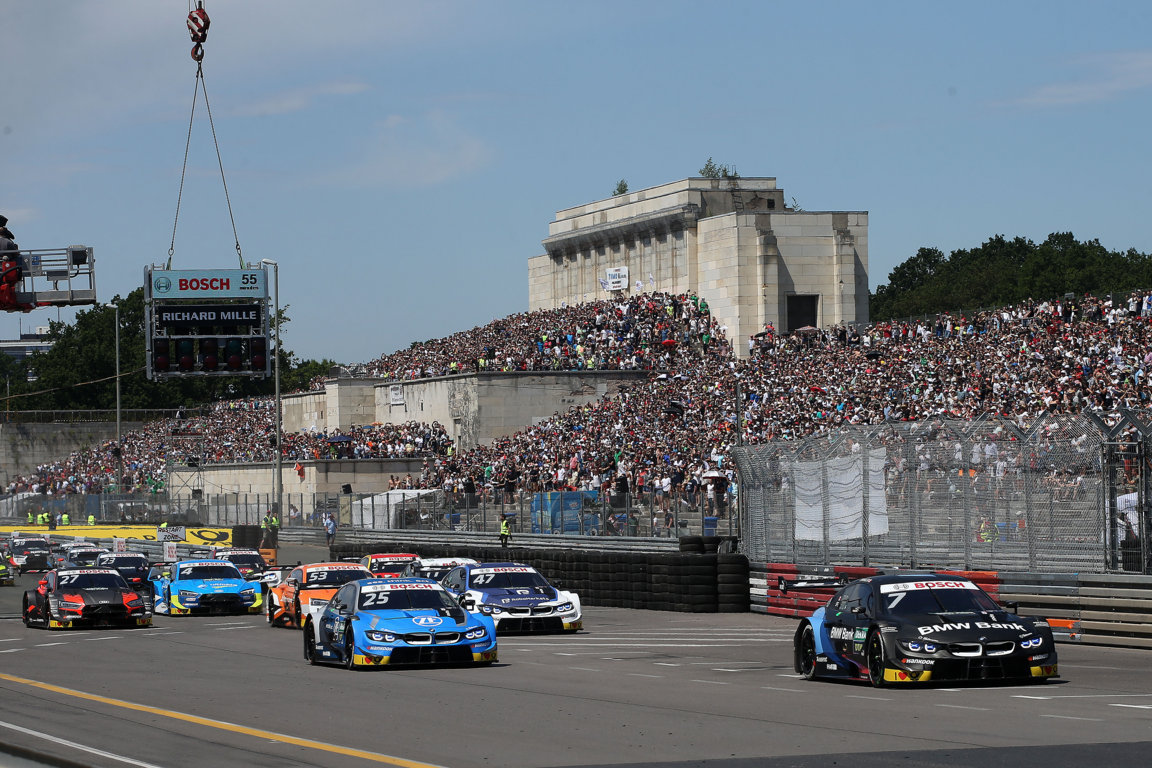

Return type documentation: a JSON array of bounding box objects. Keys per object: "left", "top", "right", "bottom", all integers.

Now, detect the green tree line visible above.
[
  {"left": 0, "top": 287, "right": 334, "bottom": 413},
  {"left": 870, "top": 232, "right": 1152, "bottom": 321}
]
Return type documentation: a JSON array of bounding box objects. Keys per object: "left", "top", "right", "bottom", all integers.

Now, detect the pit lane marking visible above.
[
  {"left": 568, "top": 666, "right": 601, "bottom": 672},
  {"left": 0, "top": 719, "right": 165, "bottom": 768},
  {"left": 0, "top": 673, "right": 448, "bottom": 768},
  {"left": 1109, "top": 704, "right": 1152, "bottom": 710},
  {"left": 628, "top": 673, "right": 664, "bottom": 678},
  {"left": 846, "top": 694, "right": 891, "bottom": 701},
  {"left": 35, "top": 642, "right": 68, "bottom": 647},
  {"left": 936, "top": 704, "right": 990, "bottom": 711},
  {"left": 690, "top": 680, "right": 730, "bottom": 685},
  {"left": 762, "top": 686, "right": 805, "bottom": 692},
  {"left": 0, "top": 649, "right": 24, "bottom": 653},
  {"left": 1041, "top": 715, "right": 1103, "bottom": 721},
  {"left": 1014, "top": 693, "right": 1152, "bottom": 700}
]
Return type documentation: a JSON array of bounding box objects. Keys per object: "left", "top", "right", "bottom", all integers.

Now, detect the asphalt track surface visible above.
[{"left": 0, "top": 560, "right": 1150, "bottom": 768}]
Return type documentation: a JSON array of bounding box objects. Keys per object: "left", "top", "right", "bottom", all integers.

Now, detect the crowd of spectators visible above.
[
  {"left": 6, "top": 399, "right": 453, "bottom": 498},
  {"left": 331, "top": 292, "right": 727, "bottom": 383},
  {"left": 11, "top": 288, "right": 1152, "bottom": 514}
]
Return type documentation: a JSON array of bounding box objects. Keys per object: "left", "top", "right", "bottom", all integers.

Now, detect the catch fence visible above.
[{"left": 731, "top": 411, "right": 1152, "bottom": 574}]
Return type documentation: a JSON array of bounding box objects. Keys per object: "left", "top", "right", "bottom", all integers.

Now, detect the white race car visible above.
[{"left": 440, "top": 562, "right": 582, "bottom": 633}]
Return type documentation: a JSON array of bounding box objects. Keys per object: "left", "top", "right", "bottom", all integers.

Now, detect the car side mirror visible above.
[
  {"left": 851, "top": 605, "right": 867, "bottom": 615},
  {"left": 1003, "top": 601, "right": 1019, "bottom": 615},
  {"left": 38, "top": 580, "right": 47, "bottom": 588}
]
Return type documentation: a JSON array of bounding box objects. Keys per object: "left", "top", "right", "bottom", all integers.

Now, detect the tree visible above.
[
  {"left": 698, "top": 157, "right": 739, "bottom": 179},
  {"left": 612, "top": 179, "right": 629, "bottom": 196},
  {"left": 870, "top": 234, "right": 1152, "bottom": 321}
]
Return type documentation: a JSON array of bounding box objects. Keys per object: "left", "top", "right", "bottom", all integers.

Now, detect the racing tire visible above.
[
  {"left": 303, "top": 621, "right": 318, "bottom": 665},
  {"left": 343, "top": 631, "right": 357, "bottom": 671},
  {"left": 866, "top": 629, "right": 887, "bottom": 688},
  {"left": 292, "top": 597, "right": 302, "bottom": 628},
  {"left": 797, "top": 625, "right": 818, "bottom": 680},
  {"left": 267, "top": 597, "right": 280, "bottom": 627},
  {"left": 21, "top": 597, "right": 31, "bottom": 628}
]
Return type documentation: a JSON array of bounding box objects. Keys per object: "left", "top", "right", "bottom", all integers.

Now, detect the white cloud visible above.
[
  {"left": 1017, "top": 51, "right": 1152, "bottom": 107},
  {"left": 323, "top": 110, "right": 494, "bottom": 188},
  {"left": 233, "top": 82, "right": 371, "bottom": 117}
]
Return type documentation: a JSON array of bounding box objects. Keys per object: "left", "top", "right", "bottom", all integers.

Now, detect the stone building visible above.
[{"left": 528, "top": 177, "right": 869, "bottom": 354}]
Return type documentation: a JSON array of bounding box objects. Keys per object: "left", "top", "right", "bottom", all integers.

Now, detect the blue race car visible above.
[
  {"left": 440, "top": 562, "right": 582, "bottom": 633},
  {"left": 791, "top": 572, "right": 1059, "bottom": 686},
  {"left": 302, "top": 577, "right": 497, "bottom": 669},
  {"left": 149, "top": 559, "right": 263, "bottom": 616}
]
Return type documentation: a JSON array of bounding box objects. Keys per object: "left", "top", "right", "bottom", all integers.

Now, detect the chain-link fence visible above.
[
  {"left": 732, "top": 411, "right": 1152, "bottom": 574},
  {"left": 0, "top": 487, "right": 740, "bottom": 541}
]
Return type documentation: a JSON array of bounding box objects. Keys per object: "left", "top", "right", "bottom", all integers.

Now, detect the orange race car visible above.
[
  {"left": 359, "top": 552, "right": 418, "bottom": 577},
  {"left": 266, "top": 562, "right": 372, "bottom": 628}
]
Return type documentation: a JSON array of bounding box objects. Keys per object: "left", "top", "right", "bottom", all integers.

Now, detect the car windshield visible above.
[
  {"left": 371, "top": 562, "right": 410, "bottom": 575},
  {"left": 98, "top": 556, "right": 147, "bottom": 570},
  {"left": 69, "top": 551, "right": 104, "bottom": 565},
  {"left": 468, "top": 569, "right": 551, "bottom": 589},
  {"left": 224, "top": 554, "right": 265, "bottom": 568},
  {"left": 882, "top": 583, "right": 1001, "bottom": 615},
  {"left": 358, "top": 587, "right": 458, "bottom": 611},
  {"left": 57, "top": 572, "right": 126, "bottom": 590},
  {"left": 306, "top": 568, "right": 369, "bottom": 586},
  {"left": 178, "top": 565, "right": 240, "bottom": 581},
  {"left": 416, "top": 567, "right": 453, "bottom": 580},
  {"left": 20, "top": 545, "right": 49, "bottom": 554}
]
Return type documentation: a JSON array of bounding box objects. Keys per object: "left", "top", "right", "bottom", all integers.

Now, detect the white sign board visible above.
[
  {"left": 605, "top": 267, "right": 629, "bottom": 291},
  {"left": 389, "top": 384, "right": 404, "bottom": 406},
  {"left": 163, "top": 541, "right": 178, "bottom": 561},
  {"left": 156, "top": 526, "right": 186, "bottom": 542},
  {"left": 113, "top": 538, "right": 127, "bottom": 553}
]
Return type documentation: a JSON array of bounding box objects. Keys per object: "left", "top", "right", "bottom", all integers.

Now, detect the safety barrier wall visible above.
[
  {"left": 327, "top": 540, "right": 750, "bottom": 614},
  {"left": 750, "top": 562, "right": 1152, "bottom": 649}
]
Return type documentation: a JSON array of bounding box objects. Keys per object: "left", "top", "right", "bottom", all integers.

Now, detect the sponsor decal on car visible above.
[
  {"left": 917, "top": 621, "right": 1028, "bottom": 635},
  {"left": 880, "top": 580, "right": 980, "bottom": 593}
]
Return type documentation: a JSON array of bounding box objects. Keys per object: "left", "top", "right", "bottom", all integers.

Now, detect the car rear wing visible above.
[{"left": 776, "top": 575, "right": 850, "bottom": 594}]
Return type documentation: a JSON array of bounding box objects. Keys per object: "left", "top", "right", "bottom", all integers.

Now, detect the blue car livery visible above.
[
  {"left": 150, "top": 559, "right": 263, "bottom": 616},
  {"left": 302, "top": 577, "right": 497, "bottom": 668},
  {"left": 440, "top": 562, "right": 582, "bottom": 633}
]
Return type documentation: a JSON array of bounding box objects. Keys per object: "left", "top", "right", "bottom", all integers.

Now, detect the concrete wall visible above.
[
  {"left": 531, "top": 177, "right": 869, "bottom": 355},
  {"left": 0, "top": 421, "right": 147, "bottom": 486},
  {"left": 374, "top": 371, "right": 647, "bottom": 448},
  {"left": 169, "top": 457, "right": 427, "bottom": 497}
]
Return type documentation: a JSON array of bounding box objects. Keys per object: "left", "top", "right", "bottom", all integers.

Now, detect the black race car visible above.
[
  {"left": 791, "top": 572, "right": 1058, "bottom": 686},
  {"left": 95, "top": 552, "right": 151, "bottom": 590},
  {"left": 8, "top": 538, "right": 52, "bottom": 574},
  {"left": 23, "top": 568, "right": 152, "bottom": 630}
]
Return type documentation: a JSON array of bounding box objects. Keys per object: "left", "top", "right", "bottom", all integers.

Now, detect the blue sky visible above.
[{"left": 3, "top": 1, "right": 1150, "bottom": 364}]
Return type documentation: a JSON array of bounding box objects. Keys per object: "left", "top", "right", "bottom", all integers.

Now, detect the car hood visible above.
[
  {"left": 173, "top": 578, "right": 250, "bottom": 593},
  {"left": 59, "top": 588, "right": 127, "bottom": 606},
  {"left": 901, "top": 612, "right": 1044, "bottom": 642},
  {"left": 361, "top": 609, "right": 472, "bottom": 631},
  {"left": 474, "top": 586, "right": 559, "bottom": 605}
]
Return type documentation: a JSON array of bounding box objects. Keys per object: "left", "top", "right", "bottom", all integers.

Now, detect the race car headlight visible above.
[
  {"left": 126, "top": 598, "right": 144, "bottom": 608},
  {"left": 465, "top": 627, "right": 487, "bottom": 640},
  {"left": 240, "top": 587, "right": 257, "bottom": 600},
  {"left": 1020, "top": 637, "right": 1042, "bottom": 648},
  {"left": 555, "top": 602, "right": 574, "bottom": 613},
  {"left": 478, "top": 604, "right": 503, "bottom": 615},
  {"left": 178, "top": 590, "right": 199, "bottom": 602},
  {"left": 900, "top": 640, "right": 937, "bottom": 654},
  {"left": 365, "top": 631, "right": 397, "bottom": 643}
]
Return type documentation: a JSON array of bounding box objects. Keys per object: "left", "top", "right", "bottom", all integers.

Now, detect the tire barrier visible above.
[
  {"left": 752, "top": 561, "right": 1152, "bottom": 649},
  {"left": 328, "top": 541, "right": 750, "bottom": 614}
]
